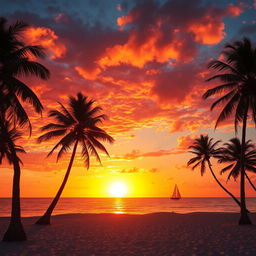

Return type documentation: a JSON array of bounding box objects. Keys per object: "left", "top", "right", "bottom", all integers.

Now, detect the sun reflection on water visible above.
[{"left": 113, "top": 198, "right": 125, "bottom": 214}]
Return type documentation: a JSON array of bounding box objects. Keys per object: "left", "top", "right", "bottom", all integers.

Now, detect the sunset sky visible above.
[{"left": 1, "top": 0, "right": 256, "bottom": 198}]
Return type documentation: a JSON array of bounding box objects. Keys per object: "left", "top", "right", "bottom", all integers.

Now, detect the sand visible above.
[{"left": 0, "top": 212, "right": 256, "bottom": 256}]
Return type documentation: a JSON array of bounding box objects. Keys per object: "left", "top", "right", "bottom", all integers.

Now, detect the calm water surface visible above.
[{"left": 1, "top": 197, "right": 256, "bottom": 217}]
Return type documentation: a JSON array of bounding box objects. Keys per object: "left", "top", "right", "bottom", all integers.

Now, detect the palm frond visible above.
[
  {"left": 11, "top": 45, "right": 46, "bottom": 59},
  {"left": 5, "top": 76, "right": 43, "bottom": 113},
  {"left": 8, "top": 20, "right": 28, "bottom": 36},
  {"left": 187, "top": 156, "right": 201, "bottom": 166},
  {"left": 14, "top": 59, "right": 50, "bottom": 79},
  {"left": 46, "top": 132, "right": 75, "bottom": 158},
  {"left": 210, "top": 90, "right": 235, "bottom": 111},
  {"left": 41, "top": 123, "right": 66, "bottom": 132},
  {"left": 215, "top": 93, "right": 240, "bottom": 128},
  {"left": 49, "top": 110, "right": 74, "bottom": 126},
  {"left": 207, "top": 60, "right": 242, "bottom": 77},
  {"left": 203, "top": 83, "right": 237, "bottom": 99},
  {"left": 206, "top": 74, "right": 241, "bottom": 83},
  {"left": 86, "top": 140, "right": 102, "bottom": 165},
  {"left": 81, "top": 139, "right": 90, "bottom": 169},
  {"left": 87, "top": 128, "right": 114, "bottom": 143},
  {"left": 220, "top": 164, "right": 234, "bottom": 174},
  {"left": 38, "top": 129, "right": 67, "bottom": 143},
  {"left": 88, "top": 136, "right": 110, "bottom": 157}
]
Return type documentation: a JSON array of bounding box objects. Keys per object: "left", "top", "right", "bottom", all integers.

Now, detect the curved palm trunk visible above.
[
  {"left": 35, "top": 140, "right": 78, "bottom": 225},
  {"left": 239, "top": 105, "right": 251, "bottom": 225},
  {"left": 245, "top": 172, "right": 256, "bottom": 192},
  {"left": 207, "top": 160, "right": 243, "bottom": 209},
  {"left": 0, "top": 120, "right": 26, "bottom": 241}
]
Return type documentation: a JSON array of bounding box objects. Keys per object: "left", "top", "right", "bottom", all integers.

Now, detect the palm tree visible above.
[
  {"left": 203, "top": 38, "right": 256, "bottom": 225},
  {"left": 188, "top": 134, "right": 242, "bottom": 208},
  {"left": 0, "top": 17, "right": 50, "bottom": 130},
  {"left": 0, "top": 117, "right": 26, "bottom": 241},
  {"left": 35, "top": 93, "right": 114, "bottom": 225},
  {"left": 0, "top": 17, "right": 50, "bottom": 241},
  {"left": 217, "top": 138, "right": 256, "bottom": 191}
]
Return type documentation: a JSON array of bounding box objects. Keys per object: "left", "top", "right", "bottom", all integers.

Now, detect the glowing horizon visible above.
[{"left": 1, "top": 0, "right": 256, "bottom": 199}]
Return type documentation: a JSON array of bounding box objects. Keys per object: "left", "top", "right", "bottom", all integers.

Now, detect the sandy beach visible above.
[{"left": 0, "top": 212, "right": 256, "bottom": 256}]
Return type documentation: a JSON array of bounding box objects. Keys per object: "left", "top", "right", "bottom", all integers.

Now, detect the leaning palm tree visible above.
[
  {"left": 203, "top": 38, "right": 256, "bottom": 225},
  {"left": 188, "top": 134, "right": 242, "bottom": 208},
  {"left": 35, "top": 93, "right": 114, "bottom": 225},
  {"left": 0, "top": 117, "right": 26, "bottom": 241},
  {"left": 0, "top": 18, "right": 50, "bottom": 241},
  {"left": 217, "top": 138, "right": 256, "bottom": 191}
]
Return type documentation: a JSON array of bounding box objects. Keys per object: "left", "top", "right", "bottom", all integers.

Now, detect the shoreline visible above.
[
  {"left": 0, "top": 211, "right": 254, "bottom": 218},
  {"left": 1, "top": 212, "right": 256, "bottom": 255},
  {"left": 1, "top": 210, "right": 254, "bottom": 218}
]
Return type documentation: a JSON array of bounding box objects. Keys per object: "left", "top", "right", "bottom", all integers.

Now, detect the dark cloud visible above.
[{"left": 150, "top": 63, "right": 202, "bottom": 103}]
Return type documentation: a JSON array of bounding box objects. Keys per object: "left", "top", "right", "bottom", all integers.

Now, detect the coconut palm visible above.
[
  {"left": 188, "top": 134, "right": 242, "bottom": 208},
  {"left": 203, "top": 38, "right": 256, "bottom": 225},
  {"left": 217, "top": 138, "right": 256, "bottom": 191},
  {"left": 0, "top": 18, "right": 50, "bottom": 241},
  {"left": 35, "top": 93, "right": 114, "bottom": 225},
  {"left": 0, "top": 117, "right": 26, "bottom": 241},
  {"left": 0, "top": 17, "right": 50, "bottom": 130}
]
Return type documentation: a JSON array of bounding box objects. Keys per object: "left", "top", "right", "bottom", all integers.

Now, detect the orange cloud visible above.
[
  {"left": 170, "top": 119, "right": 201, "bottom": 133},
  {"left": 75, "top": 66, "right": 101, "bottom": 80},
  {"left": 187, "top": 3, "right": 243, "bottom": 45},
  {"left": 117, "top": 15, "right": 134, "bottom": 30},
  {"left": 120, "top": 149, "right": 173, "bottom": 160},
  {"left": 226, "top": 3, "right": 244, "bottom": 16},
  {"left": 176, "top": 135, "right": 199, "bottom": 150},
  {"left": 24, "top": 27, "right": 66, "bottom": 59},
  {"left": 188, "top": 21, "right": 225, "bottom": 45},
  {"left": 98, "top": 32, "right": 186, "bottom": 68}
]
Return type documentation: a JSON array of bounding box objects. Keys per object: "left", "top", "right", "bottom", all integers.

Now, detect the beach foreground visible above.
[{"left": 1, "top": 212, "right": 256, "bottom": 256}]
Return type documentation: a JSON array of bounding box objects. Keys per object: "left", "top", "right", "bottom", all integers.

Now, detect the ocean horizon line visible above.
[{"left": 2, "top": 196, "right": 256, "bottom": 199}]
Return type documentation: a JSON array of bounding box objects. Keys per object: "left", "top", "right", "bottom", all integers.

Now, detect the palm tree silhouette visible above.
[
  {"left": 35, "top": 93, "right": 114, "bottom": 225},
  {"left": 0, "top": 117, "right": 26, "bottom": 241},
  {"left": 203, "top": 38, "right": 256, "bottom": 225},
  {"left": 0, "top": 17, "right": 49, "bottom": 130},
  {"left": 217, "top": 138, "right": 256, "bottom": 191},
  {"left": 0, "top": 18, "right": 49, "bottom": 241},
  {"left": 188, "top": 135, "right": 242, "bottom": 208}
]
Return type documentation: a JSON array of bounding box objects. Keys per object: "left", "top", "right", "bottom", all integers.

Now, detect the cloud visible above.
[
  {"left": 150, "top": 63, "right": 202, "bottom": 103},
  {"left": 115, "top": 147, "right": 189, "bottom": 161},
  {"left": 97, "top": 0, "right": 243, "bottom": 70},
  {"left": 120, "top": 167, "right": 140, "bottom": 173},
  {"left": 1, "top": 0, "right": 245, "bottom": 142},
  {"left": 118, "top": 167, "right": 159, "bottom": 174},
  {"left": 176, "top": 135, "right": 199, "bottom": 150},
  {"left": 187, "top": 3, "right": 243, "bottom": 44},
  {"left": 24, "top": 26, "right": 66, "bottom": 59},
  {"left": 123, "top": 149, "right": 173, "bottom": 159}
]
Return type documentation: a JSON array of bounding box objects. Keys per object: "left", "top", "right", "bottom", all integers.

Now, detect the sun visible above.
[{"left": 109, "top": 182, "right": 128, "bottom": 197}]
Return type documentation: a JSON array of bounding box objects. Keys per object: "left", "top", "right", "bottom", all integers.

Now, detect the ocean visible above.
[{"left": 1, "top": 197, "right": 256, "bottom": 217}]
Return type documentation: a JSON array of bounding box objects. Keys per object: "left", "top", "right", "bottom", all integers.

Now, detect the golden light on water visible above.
[{"left": 109, "top": 182, "right": 128, "bottom": 198}]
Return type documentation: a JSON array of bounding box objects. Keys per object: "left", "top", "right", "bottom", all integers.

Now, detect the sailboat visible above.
[{"left": 170, "top": 184, "right": 181, "bottom": 200}]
